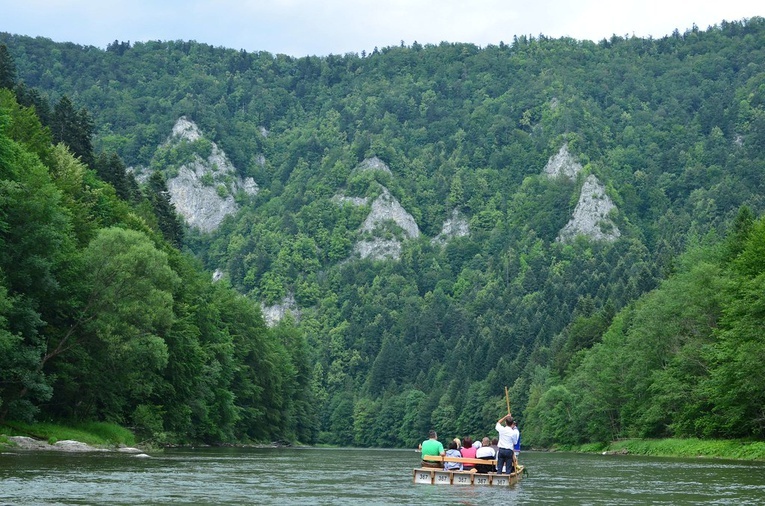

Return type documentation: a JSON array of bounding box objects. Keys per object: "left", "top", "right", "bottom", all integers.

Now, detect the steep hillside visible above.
[{"left": 2, "top": 17, "right": 765, "bottom": 446}]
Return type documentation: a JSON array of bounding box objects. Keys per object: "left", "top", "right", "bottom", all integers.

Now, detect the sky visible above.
[{"left": 2, "top": 0, "right": 763, "bottom": 57}]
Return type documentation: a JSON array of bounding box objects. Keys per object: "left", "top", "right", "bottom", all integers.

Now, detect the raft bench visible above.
[{"left": 413, "top": 455, "right": 523, "bottom": 486}]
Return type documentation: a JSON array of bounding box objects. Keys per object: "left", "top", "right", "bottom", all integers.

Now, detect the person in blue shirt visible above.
[
  {"left": 512, "top": 420, "right": 521, "bottom": 459},
  {"left": 444, "top": 440, "right": 463, "bottom": 471}
]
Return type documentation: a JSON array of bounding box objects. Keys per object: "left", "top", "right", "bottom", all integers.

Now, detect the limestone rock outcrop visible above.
[
  {"left": 557, "top": 174, "right": 621, "bottom": 243},
  {"left": 354, "top": 187, "right": 420, "bottom": 260},
  {"left": 332, "top": 194, "right": 369, "bottom": 207},
  {"left": 543, "top": 144, "right": 583, "bottom": 181},
  {"left": 353, "top": 157, "right": 393, "bottom": 175},
  {"left": 432, "top": 209, "right": 470, "bottom": 245},
  {"left": 261, "top": 293, "right": 300, "bottom": 327},
  {"left": 161, "top": 117, "right": 258, "bottom": 233}
]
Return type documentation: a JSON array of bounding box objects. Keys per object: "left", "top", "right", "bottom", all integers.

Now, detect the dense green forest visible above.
[{"left": 2, "top": 16, "right": 765, "bottom": 447}]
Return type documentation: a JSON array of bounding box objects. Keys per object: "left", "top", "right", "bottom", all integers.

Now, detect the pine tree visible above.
[{"left": 0, "top": 44, "right": 16, "bottom": 90}]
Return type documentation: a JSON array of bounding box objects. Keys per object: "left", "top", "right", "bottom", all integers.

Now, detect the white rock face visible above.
[
  {"left": 359, "top": 188, "right": 420, "bottom": 238},
  {"left": 543, "top": 144, "right": 583, "bottom": 180},
  {"left": 332, "top": 194, "right": 369, "bottom": 207},
  {"left": 557, "top": 174, "right": 621, "bottom": 243},
  {"left": 432, "top": 209, "right": 470, "bottom": 245},
  {"left": 353, "top": 157, "right": 393, "bottom": 175},
  {"left": 355, "top": 239, "right": 402, "bottom": 260},
  {"left": 261, "top": 293, "right": 300, "bottom": 327},
  {"left": 353, "top": 187, "right": 420, "bottom": 261},
  {"left": 163, "top": 117, "right": 259, "bottom": 233}
]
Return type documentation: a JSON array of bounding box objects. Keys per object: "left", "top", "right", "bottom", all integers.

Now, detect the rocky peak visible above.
[
  {"left": 353, "top": 157, "right": 393, "bottom": 175},
  {"left": 354, "top": 187, "right": 420, "bottom": 260},
  {"left": 170, "top": 116, "right": 203, "bottom": 142},
  {"left": 543, "top": 144, "right": 583, "bottom": 181},
  {"left": 161, "top": 117, "right": 259, "bottom": 233},
  {"left": 557, "top": 174, "right": 621, "bottom": 243}
]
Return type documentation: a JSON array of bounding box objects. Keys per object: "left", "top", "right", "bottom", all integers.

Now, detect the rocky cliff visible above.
[
  {"left": 354, "top": 187, "right": 420, "bottom": 260},
  {"left": 543, "top": 144, "right": 583, "bottom": 180},
  {"left": 156, "top": 117, "right": 259, "bottom": 233},
  {"left": 557, "top": 174, "right": 621, "bottom": 242}
]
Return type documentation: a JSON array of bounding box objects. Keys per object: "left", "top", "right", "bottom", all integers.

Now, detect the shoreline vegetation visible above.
[
  {"left": 1, "top": 421, "right": 137, "bottom": 451},
  {"left": 3, "top": 422, "right": 764, "bottom": 461},
  {"left": 559, "top": 439, "right": 765, "bottom": 461}
]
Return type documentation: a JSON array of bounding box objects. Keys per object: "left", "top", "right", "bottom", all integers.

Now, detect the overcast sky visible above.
[{"left": 2, "top": 0, "right": 762, "bottom": 57}]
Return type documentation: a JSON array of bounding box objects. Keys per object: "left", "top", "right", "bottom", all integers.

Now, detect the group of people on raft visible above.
[{"left": 418, "top": 414, "right": 520, "bottom": 474}]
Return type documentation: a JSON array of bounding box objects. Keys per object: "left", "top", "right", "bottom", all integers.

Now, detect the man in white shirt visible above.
[{"left": 495, "top": 414, "right": 519, "bottom": 474}]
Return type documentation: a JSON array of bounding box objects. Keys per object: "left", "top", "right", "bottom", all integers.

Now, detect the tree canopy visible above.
[{"left": 2, "top": 18, "right": 765, "bottom": 446}]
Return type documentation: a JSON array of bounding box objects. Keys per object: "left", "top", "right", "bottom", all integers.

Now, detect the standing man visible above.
[
  {"left": 495, "top": 414, "right": 519, "bottom": 474},
  {"left": 418, "top": 430, "right": 445, "bottom": 468}
]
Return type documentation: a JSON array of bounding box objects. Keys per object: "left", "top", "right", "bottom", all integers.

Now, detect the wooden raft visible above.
[{"left": 413, "top": 455, "right": 523, "bottom": 486}]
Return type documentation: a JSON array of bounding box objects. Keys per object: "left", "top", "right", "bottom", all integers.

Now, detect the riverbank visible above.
[
  {"left": 1, "top": 421, "right": 140, "bottom": 452},
  {"left": 561, "top": 438, "right": 765, "bottom": 461}
]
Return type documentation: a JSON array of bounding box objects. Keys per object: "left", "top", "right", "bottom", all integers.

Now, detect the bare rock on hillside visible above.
[
  {"left": 162, "top": 117, "right": 259, "bottom": 233},
  {"left": 353, "top": 157, "right": 393, "bottom": 175},
  {"left": 354, "top": 188, "right": 420, "bottom": 261},
  {"left": 543, "top": 144, "right": 583, "bottom": 181},
  {"left": 261, "top": 293, "right": 300, "bottom": 327},
  {"left": 354, "top": 238, "right": 403, "bottom": 260},
  {"left": 332, "top": 193, "right": 369, "bottom": 207},
  {"left": 432, "top": 209, "right": 470, "bottom": 245},
  {"left": 359, "top": 188, "right": 420, "bottom": 238},
  {"left": 557, "top": 174, "right": 621, "bottom": 243}
]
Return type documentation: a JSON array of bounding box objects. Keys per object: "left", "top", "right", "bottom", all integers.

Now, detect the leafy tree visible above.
[{"left": 51, "top": 227, "right": 178, "bottom": 421}]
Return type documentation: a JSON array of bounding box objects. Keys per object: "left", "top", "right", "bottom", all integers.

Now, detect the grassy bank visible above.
[
  {"left": 565, "top": 438, "right": 765, "bottom": 461},
  {"left": 1, "top": 421, "right": 136, "bottom": 447}
]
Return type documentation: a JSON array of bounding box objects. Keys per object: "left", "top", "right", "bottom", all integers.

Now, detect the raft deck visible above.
[{"left": 413, "top": 455, "right": 523, "bottom": 486}]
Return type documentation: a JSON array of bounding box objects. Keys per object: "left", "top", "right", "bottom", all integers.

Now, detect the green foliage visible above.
[
  {"left": 0, "top": 79, "right": 314, "bottom": 444},
  {"left": 2, "top": 421, "right": 135, "bottom": 446},
  {"left": 3, "top": 19, "right": 765, "bottom": 449},
  {"left": 597, "top": 438, "right": 765, "bottom": 460}
]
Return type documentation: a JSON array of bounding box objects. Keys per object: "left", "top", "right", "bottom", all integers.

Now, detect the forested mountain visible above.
[{"left": 2, "top": 17, "right": 765, "bottom": 446}]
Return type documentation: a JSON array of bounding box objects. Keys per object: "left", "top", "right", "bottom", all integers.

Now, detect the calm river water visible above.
[{"left": 2, "top": 446, "right": 765, "bottom": 505}]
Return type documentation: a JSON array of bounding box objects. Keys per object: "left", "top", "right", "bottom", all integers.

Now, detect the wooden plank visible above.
[
  {"left": 422, "top": 455, "right": 498, "bottom": 466},
  {"left": 412, "top": 464, "right": 524, "bottom": 487}
]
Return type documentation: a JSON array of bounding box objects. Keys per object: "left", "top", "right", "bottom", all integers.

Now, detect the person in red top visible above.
[{"left": 459, "top": 436, "right": 477, "bottom": 469}]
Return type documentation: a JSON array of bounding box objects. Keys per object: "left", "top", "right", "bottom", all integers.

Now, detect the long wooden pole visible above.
[{"left": 505, "top": 386, "right": 511, "bottom": 415}]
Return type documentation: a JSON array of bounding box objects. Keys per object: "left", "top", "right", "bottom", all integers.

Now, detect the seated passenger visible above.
[
  {"left": 444, "top": 441, "right": 463, "bottom": 471},
  {"left": 418, "top": 429, "right": 444, "bottom": 468},
  {"left": 475, "top": 437, "right": 496, "bottom": 473},
  {"left": 460, "top": 436, "right": 477, "bottom": 470}
]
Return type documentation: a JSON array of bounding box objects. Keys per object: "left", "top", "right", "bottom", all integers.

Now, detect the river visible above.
[{"left": 2, "top": 446, "right": 764, "bottom": 505}]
